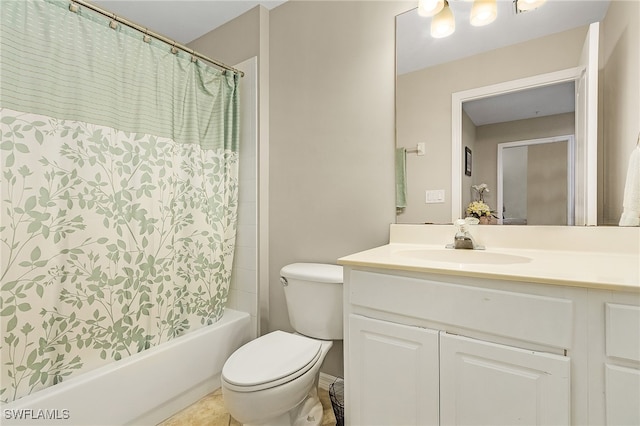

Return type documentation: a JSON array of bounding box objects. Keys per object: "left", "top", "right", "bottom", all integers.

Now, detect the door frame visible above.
[{"left": 452, "top": 67, "right": 587, "bottom": 223}]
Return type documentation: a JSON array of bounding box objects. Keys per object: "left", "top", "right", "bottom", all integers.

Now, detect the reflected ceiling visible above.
[
  {"left": 463, "top": 81, "right": 575, "bottom": 126},
  {"left": 397, "top": 0, "right": 610, "bottom": 75}
]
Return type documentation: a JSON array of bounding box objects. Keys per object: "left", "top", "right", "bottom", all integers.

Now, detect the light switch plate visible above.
[{"left": 425, "top": 189, "right": 445, "bottom": 204}]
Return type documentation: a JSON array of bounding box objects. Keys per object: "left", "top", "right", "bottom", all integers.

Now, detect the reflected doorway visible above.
[{"left": 497, "top": 135, "right": 575, "bottom": 225}]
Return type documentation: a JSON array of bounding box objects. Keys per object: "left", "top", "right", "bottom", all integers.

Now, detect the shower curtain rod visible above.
[{"left": 69, "top": 0, "right": 244, "bottom": 77}]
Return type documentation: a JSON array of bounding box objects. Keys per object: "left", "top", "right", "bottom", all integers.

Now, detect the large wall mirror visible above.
[{"left": 395, "top": 0, "right": 637, "bottom": 226}]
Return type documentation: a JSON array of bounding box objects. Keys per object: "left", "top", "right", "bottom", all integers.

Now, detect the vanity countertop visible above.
[{"left": 338, "top": 225, "right": 640, "bottom": 292}]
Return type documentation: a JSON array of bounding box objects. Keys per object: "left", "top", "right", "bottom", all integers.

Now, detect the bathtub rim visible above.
[{"left": 1, "top": 308, "right": 252, "bottom": 426}]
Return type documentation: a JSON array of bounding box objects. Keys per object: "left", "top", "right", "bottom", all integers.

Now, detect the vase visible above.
[{"left": 479, "top": 216, "right": 490, "bottom": 225}]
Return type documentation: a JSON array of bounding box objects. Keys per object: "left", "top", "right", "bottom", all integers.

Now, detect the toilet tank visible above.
[{"left": 280, "top": 263, "right": 343, "bottom": 340}]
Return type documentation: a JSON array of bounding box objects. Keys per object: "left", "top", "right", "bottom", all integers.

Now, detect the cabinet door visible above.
[
  {"left": 440, "top": 333, "right": 570, "bottom": 426},
  {"left": 605, "top": 364, "right": 640, "bottom": 425},
  {"left": 348, "top": 315, "right": 439, "bottom": 426},
  {"left": 604, "top": 303, "right": 640, "bottom": 425}
]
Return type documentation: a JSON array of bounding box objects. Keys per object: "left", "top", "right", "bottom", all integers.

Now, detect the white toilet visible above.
[{"left": 221, "top": 263, "right": 343, "bottom": 426}]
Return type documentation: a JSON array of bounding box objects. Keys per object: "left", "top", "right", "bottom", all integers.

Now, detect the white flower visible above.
[{"left": 472, "top": 183, "right": 489, "bottom": 194}]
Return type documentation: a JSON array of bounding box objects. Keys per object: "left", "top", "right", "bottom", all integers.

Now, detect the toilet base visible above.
[
  {"left": 243, "top": 391, "right": 323, "bottom": 426},
  {"left": 293, "top": 388, "right": 324, "bottom": 426}
]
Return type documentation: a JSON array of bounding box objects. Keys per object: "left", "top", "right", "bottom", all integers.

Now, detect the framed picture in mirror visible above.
[{"left": 465, "top": 147, "right": 472, "bottom": 176}]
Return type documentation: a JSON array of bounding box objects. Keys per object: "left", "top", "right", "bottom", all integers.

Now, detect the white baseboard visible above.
[{"left": 319, "top": 372, "right": 341, "bottom": 391}]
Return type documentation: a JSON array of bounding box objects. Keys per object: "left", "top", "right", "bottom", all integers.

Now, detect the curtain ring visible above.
[
  {"left": 69, "top": 2, "right": 79, "bottom": 13},
  {"left": 171, "top": 43, "right": 178, "bottom": 54}
]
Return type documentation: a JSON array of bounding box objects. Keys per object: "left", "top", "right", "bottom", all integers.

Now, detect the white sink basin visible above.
[{"left": 396, "top": 248, "right": 531, "bottom": 265}]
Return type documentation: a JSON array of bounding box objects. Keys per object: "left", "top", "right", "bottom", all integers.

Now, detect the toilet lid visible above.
[
  {"left": 280, "top": 263, "right": 343, "bottom": 283},
  {"left": 222, "top": 331, "right": 322, "bottom": 389}
]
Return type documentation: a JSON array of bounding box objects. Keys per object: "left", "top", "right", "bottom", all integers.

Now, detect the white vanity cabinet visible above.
[
  {"left": 340, "top": 225, "right": 640, "bottom": 425},
  {"left": 343, "top": 268, "right": 587, "bottom": 426},
  {"left": 349, "top": 313, "right": 570, "bottom": 426}
]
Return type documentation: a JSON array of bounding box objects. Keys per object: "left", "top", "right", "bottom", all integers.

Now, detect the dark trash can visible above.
[{"left": 329, "top": 378, "right": 344, "bottom": 426}]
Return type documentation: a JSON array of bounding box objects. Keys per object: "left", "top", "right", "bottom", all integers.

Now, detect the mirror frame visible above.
[{"left": 450, "top": 67, "right": 597, "bottom": 223}]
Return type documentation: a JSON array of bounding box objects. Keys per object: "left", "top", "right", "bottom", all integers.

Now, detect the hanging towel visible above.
[
  {"left": 396, "top": 147, "right": 407, "bottom": 209},
  {"left": 619, "top": 143, "right": 640, "bottom": 226}
]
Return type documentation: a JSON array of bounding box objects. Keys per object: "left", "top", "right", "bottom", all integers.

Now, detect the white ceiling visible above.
[{"left": 90, "top": 0, "right": 286, "bottom": 44}]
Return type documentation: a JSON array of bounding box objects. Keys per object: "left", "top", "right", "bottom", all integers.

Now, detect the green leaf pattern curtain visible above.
[{"left": 1, "top": 0, "right": 240, "bottom": 403}]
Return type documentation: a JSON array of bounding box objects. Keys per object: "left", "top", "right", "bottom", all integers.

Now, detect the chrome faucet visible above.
[{"left": 446, "top": 219, "right": 485, "bottom": 250}]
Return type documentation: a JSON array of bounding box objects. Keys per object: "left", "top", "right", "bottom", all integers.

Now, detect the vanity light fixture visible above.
[
  {"left": 423, "top": 0, "right": 545, "bottom": 39},
  {"left": 470, "top": 0, "right": 497, "bottom": 26},
  {"left": 515, "top": 0, "right": 546, "bottom": 12},
  {"left": 418, "top": 0, "right": 445, "bottom": 17},
  {"left": 427, "top": 0, "right": 499, "bottom": 39},
  {"left": 430, "top": 0, "right": 456, "bottom": 38}
]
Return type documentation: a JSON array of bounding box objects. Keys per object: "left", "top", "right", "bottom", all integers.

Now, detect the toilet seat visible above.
[{"left": 222, "top": 331, "right": 322, "bottom": 392}]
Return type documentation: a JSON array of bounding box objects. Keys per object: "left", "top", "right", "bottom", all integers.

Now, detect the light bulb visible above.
[
  {"left": 418, "top": 0, "right": 445, "bottom": 17},
  {"left": 516, "top": 0, "right": 546, "bottom": 12},
  {"left": 470, "top": 0, "right": 497, "bottom": 26},
  {"left": 430, "top": 1, "right": 455, "bottom": 38}
]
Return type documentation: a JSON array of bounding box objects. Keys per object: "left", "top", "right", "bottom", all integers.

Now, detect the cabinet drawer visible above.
[
  {"left": 349, "top": 270, "right": 573, "bottom": 349},
  {"left": 606, "top": 303, "right": 640, "bottom": 362}
]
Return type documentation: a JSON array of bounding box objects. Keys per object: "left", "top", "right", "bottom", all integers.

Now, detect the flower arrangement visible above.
[
  {"left": 466, "top": 183, "right": 495, "bottom": 219},
  {"left": 466, "top": 200, "right": 492, "bottom": 219}
]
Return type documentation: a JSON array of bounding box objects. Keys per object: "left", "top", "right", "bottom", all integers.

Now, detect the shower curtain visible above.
[{"left": 0, "top": 0, "right": 239, "bottom": 403}]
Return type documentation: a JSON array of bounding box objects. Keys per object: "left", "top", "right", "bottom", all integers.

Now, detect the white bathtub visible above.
[{"left": 1, "top": 309, "right": 251, "bottom": 426}]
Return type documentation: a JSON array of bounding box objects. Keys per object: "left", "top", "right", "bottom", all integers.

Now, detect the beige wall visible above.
[
  {"left": 461, "top": 112, "right": 476, "bottom": 213},
  {"left": 269, "top": 0, "right": 410, "bottom": 377},
  {"left": 190, "top": 0, "right": 408, "bottom": 380},
  {"left": 189, "top": 5, "right": 262, "bottom": 65},
  {"left": 600, "top": 0, "right": 640, "bottom": 225},
  {"left": 397, "top": 26, "right": 588, "bottom": 224},
  {"left": 527, "top": 141, "right": 569, "bottom": 225}
]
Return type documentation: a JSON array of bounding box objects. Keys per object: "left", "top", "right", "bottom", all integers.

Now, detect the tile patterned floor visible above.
[{"left": 158, "top": 388, "right": 337, "bottom": 426}]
